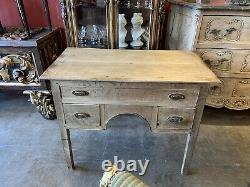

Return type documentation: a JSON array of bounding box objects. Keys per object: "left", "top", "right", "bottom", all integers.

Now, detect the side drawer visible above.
[
  {"left": 63, "top": 104, "right": 102, "bottom": 129},
  {"left": 156, "top": 108, "right": 195, "bottom": 130},
  {"left": 198, "top": 16, "right": 250, "bottom": 48},
  {"left": 60, "top": 86, "right": 200, "bottom": 108}
]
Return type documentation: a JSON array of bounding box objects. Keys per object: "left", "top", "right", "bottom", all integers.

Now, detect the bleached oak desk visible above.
[{"left": 41, "top": 48, "right": 219, "bottom": 175}]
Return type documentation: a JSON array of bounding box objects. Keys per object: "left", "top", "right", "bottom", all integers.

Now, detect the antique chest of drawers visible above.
[
  {"left": 166, "top": 0, "right": 250, "bottom": 110},
  {"left": 41, "top": 48, "right": 218, "bottom": 174}
]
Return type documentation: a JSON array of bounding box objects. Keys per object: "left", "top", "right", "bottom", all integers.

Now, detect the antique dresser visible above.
[
  {"left": 0, "top": 29, "right": 64, "bottom": 119},
  {"left": 41, "top": 48, "right": 219, "bottom": 174},
  {"left": 166, "top": 0, "right": 250, "bottom": 110}
]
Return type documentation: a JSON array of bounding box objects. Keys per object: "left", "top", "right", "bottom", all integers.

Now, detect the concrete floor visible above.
[{"left": 0, "top": 91, "right": 250, "bottom": 187}]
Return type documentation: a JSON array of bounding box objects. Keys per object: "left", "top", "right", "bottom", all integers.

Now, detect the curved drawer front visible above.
[
  {"left": 156, "top": 108, "right": 195, "bottom": 131},
  {"left": 198, "top": 16, "right": 250, "bottom": 48},
  {"left": 61, "top": 86, "right": 199, "bottom": 108},
  {"left": 207, "top": 77, "right": 250, "bottom": 110},
  {"left": 197, "top": 49, "right": 250, "bottom": 78},
  {"left": 64, "top": 104, "right": 101, "bottom": 129}
]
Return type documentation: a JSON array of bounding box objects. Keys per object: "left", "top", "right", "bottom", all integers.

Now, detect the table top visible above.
[{"left": 41, "top": 48, "right": 219, "bottom": 84}]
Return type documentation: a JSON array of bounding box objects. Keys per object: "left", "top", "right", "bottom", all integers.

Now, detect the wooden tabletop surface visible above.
[{"left": 41, "top": 48, "right": 219, "bottom": 84}]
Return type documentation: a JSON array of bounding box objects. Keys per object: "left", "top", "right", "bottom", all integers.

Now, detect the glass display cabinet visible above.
[{"left": 61, "top": 0, "right": 165, "bottom": 49}]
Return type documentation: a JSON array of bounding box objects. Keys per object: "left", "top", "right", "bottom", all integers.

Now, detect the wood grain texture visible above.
[{"left": 41, "top": 48, "right": 219, "bottom": 84}]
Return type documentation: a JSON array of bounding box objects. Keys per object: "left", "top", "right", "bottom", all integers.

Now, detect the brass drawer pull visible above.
[
  {"left": 168, "top": 116, "right": 183, "bottom": 124},
  {"left": 74, "top": 113, "right": 91, "bottom": 119},
  {"left": 72, "top": 90, "right": 89, "bottom": 96},
  {"left": 169, "top": 93, "right": 185, "bottom": 100}
]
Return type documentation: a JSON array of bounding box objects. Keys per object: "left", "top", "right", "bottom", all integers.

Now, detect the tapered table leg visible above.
[
  {"left": 61, "top": 129, "right": 75, "bottom": 169},
  {"left": 181, "top": 86, "right": 208, "bottom": 175}
]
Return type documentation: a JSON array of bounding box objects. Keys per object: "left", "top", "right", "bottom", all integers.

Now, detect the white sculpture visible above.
[
  {"left": 131, "top": 13, "right": 145, "bottom": 49},
  {"left": 118, "top": 14, "right": 128, "bottom": 49}
]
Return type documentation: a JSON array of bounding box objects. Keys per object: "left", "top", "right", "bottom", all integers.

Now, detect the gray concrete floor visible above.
[{"left": 0, "top": 91, "right": 250, "bottom": 187}]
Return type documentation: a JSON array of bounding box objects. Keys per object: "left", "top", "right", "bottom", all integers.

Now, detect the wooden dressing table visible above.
[{"left": 41, "top": 48, "right": 219, "bottom": 174}]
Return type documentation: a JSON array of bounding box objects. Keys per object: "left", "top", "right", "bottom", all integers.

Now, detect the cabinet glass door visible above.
[
  {"left": 118, "top": 0, "right": 152, "bottom": 50},
  {"left": 74, "top": 0, "right": 108, "bottom": 48}
]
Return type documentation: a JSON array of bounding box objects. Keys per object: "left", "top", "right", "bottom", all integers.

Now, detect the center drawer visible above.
[{"left": 60, "top": 86, "right": 199, "bottom": 108}]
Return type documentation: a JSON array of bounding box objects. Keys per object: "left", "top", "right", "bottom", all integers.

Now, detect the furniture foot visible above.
[{"left": 24, "top": 90, "right": 56, "bottom": 120}]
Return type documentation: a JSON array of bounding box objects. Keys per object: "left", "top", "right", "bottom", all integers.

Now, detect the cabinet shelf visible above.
[{"left": 62, "top": 0, "right": 163, "bottom": 49}]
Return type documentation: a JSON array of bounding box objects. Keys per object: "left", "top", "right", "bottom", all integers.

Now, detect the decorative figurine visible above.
[
  {"left": 131, "top": 13, "right": 145, "bottom": 49},
  {"left": 118, "top": 14, "right": 128, "bottom": 49}
]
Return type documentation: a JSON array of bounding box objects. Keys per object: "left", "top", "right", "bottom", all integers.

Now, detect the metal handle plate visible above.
[
  {"left": 72, "top": 90, "right": 89, "bottom": 96},
  {"left": 168, "top": 116, "right": 183, "bottom": 124},
  {"left": 169, "top": 93, "right": 185, "bottom": 100},
  {"left": 74, "top": 113, "right": 91, "bottom": 119}
]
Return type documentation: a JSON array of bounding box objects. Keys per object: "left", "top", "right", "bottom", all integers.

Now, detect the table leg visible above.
[
  {"left": 181, "top": 86, "right": 208, "bottom": 175},
  {"left": 51, "top": 82, "right": 75, "bottom": 169},
  {"left": 61, "top": 129, "right": 75, "bottom": 169},
  {"left": 181, "top": 132, "right": 198, "bottom": 175}
]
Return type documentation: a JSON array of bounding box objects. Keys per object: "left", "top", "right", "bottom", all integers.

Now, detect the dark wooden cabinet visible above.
[{"left": 0, "top": 29, "right": 64, "bottom": 119}]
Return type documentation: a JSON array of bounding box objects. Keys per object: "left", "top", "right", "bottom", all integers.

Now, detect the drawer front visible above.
[
  {"left": 64, "top": 104, "right": 101, "bottom": 129},
  {"left": 61, "top": 86, "right": 199, "bottom": 108},
  {"left": 208, "top": 77, "right": 250, "bottom": 98},
  {"left": 207, "top": 77, "right": 250, "bottom": 109},
  {"left": 197, "top": 49, "right": 250, "bottom": 78},
  {"left": 156, "top": 108, "right": 195, "bottom": 130},
  {"left": 104, "top": 105, "right": 155, "bottom": 127},
  {"left": 198, "top": 16, "right": 250, "bottom": 47}
]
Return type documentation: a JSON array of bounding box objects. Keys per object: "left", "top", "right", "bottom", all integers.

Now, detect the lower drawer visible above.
[
  {"left": 63, "top": 104, "right": 101, "bottom": 129},
  {"left": 207, "top": 77, "right": 250, "bottom": 98},
  {"left": 156, "top": 108, "right": 195, "bottom": 130},
  {"left": 206, "top": 77, "right": 250, "bottom": 110}
]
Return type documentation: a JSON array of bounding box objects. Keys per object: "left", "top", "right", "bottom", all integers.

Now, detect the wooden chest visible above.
[
  {"left": 166, "top": 0, "right": 250, "bottom": 110},
  {"left": 41, "top": 48, "right": 219, "bottom": 174}
]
